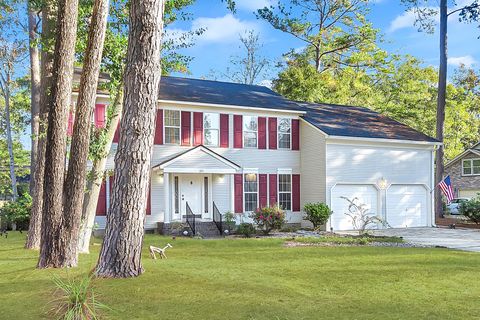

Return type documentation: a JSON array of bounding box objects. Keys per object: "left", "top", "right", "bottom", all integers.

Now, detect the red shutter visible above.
[
  {"left": 233, "top": 115, "right": 243, "bottom": 148},
  {"left": 220, "top": 114, "right": 229, "bottom": 148},
  {"left": 234, "top": 174, "right": 243, "bottom": 213},
  {"left": 146, "top": 183, "right": 151, "bottom": 215},
  {"left": 259, "top": 174, "right": 268, "bottom": 208},
  {"left": 292, "top": 119, "right": 300, "bottom": 150},
  {"left": 94, "top": 104, "right": 106, "bottom": 128},
  {"left": 269, "top": 174, "right": 277, "bottom": 205},
  {"left": 258, "top": 117, "right": 266, "bottom": 149},
  {"left": 181, "top": 111, "right": 191, "bottom": 146},
  {"left": 193, "top": 112, "right": 203, "bottom": 146},
  {"left": 113, "top": 122, "right": 120, "bottom": 143},
  {"left": 268, "top": 117, "right": 277, "bottom": 149},
  {"left": 292, "top": 174, "right": 300, "bottom": 211},
  {"left": 154, "top": 109, "right": 163, "bottom": 145},
  {"left": 96, "top": 180, "right": 107, "bottom": 216},
  {"left": 67, "top": 110, "right": 74, "bottom": 136}
]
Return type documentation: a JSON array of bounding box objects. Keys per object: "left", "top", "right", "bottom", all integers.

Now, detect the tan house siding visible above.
[{"left": 446, "top": 152, "right": 480, "bottom": 196}]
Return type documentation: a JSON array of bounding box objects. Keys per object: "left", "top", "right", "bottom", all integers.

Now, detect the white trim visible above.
[
  {"left": 243, "top": 168, "right": 259, "bottom": 174},
  {"left": 243, "top": 173, "right": 259, "bottom": 213},
  {"left": 158, "top": 146, "right": 240, "bottom": 171},
  {"left": 243, "top": 115, "right": 258, "bottom": 148},
  {"left": 446, "top": 149, "right": 480, "bottom": 168},
  {"left": 299, "top": 118, "right": 329, "bottom": 137},
  {"left": 327, "top": 135, "right": 441, "bottom": 146},
  {"left": 461, "top": 158, "right": 480, "bottom": 176},
  {"left": 277, "top": 168, "right": 292, "bottom": 174},
  {"left": 277, "top": 117, "right": 292, "bottom": 150},
  {"left": 278, "top": 173, "right": 292, "bottom": 211},
  {"left": 203, "top": 112, "right": 220, "bottom": 147},
  {"left": 164, "top": 167, "right": 237, "bottom": 174},
  {"left": 163, "top": 109, "right": 181, "bottom": 145}
]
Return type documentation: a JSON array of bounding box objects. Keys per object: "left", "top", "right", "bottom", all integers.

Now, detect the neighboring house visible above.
[
  {"left": 72, "top": 76, "right": 440, "bottom": 234},
  {"left": 445, "top": 142, "right": 480, "bottom": 199}
]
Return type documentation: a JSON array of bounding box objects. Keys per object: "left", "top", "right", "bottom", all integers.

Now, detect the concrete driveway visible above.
[{"left": 366, "top": 227, "right": 480, "bottom": 252}]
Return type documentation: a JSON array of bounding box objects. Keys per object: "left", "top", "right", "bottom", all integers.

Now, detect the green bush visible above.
[
  {"left": 303, "top": 202, "right": 332, "bottom": 229},
  {"left": 251, "top": 204, "right": 286, "bottom": 235},
  {"left": 224, "top": 211, "right": 236, "bottom": 230},
  {"left": 236, "top": 223, "right": 256, "bottom": 238},
  {"left": 459, "top": 198, "right": 480, "bottom": 224},
  {"left": 0, "top": 194, "right": 32, "bottom": 230}
]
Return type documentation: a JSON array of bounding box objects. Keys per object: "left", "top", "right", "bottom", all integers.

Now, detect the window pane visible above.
[
  {"left": 165, "top": 110, "right": 180, "bottom": 126},
  {"left": 278, "top": 118, "right": 291, "bottom": 133},
  {"left": 278, "top": 133, "right": 291, "bottom": 149},
  {"left": 463, "top": 160, "right": 472, "bottom": 168},
  {"left": 243, "top": 116, "right": 258, "bottom": 131},
  {"left": 279, "top": 193, "right": 291, "bottom": 211},
  {"left": 464, "top": 167, "right": 472, "bottom": 175},
  {"left": 474, "top": 166, "right": 480, "bottom": 175},
  {"left": 279, "top": 174, "right": 291, "bottom": 192},
  {"left": 204, "top": 129, "right": 219, "bottom": 146},
  {"left": 165, "top": 127, "right": 180, "bottom": 144},
  {"left": 204, "top": 113, "right": 219, "bottom": 129},
  {"left": 473, "top": 159, "right": 480, "bottom": 167},
  {"left": 245, "top": 193, "right": 258, "bottom": 212},
  {"left": 244, "top": 131, "right": 257, "bottom": 148}
]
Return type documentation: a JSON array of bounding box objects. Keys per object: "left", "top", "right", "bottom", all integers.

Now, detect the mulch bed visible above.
[{"left": 436, "top": 217, "right": 480, "bottom": 229}]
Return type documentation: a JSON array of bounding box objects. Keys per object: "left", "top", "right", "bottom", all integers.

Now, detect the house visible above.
[
  {"left": 445, "top": 142, "right": 480, "bottom": 199},
  {"left": 73, "top": 76, "right": 440, "bottom": 234}
]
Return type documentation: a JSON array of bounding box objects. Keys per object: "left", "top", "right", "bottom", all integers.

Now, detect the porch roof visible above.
[{"left": 152, "top": 145, "right": 241, "bottom": 174}]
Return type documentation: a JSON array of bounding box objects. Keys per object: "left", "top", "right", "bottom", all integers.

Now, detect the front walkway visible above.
[{"left": 355, "top": 227, "right": 480, "bottom": 252}]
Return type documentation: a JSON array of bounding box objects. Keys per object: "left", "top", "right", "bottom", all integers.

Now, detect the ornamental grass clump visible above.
[{"left": 251, "top": 204, "right": 286, "bottom": 235}]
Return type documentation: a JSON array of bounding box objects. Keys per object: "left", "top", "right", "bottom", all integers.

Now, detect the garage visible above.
[
  {"left": 386, "top": 185, "right": 427, "bottom": 228},
  {"left": 458, "top": 189, "right": 480, "bottom": 199},
  {"left": 330, "top": 184, "right": 379, "bottom": 231}
]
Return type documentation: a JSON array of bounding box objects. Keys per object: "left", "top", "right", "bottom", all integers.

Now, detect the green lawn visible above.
[{"left": 1, "top": 232, "right": 479, "bottom": 320}]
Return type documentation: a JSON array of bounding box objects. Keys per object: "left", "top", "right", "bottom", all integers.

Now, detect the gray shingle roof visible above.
[
  {"left": 299, "top": 102, "right": 439, "bottom": 143},
  {"left": 158, "top": 76, "right": 304, "bottom": 112}
]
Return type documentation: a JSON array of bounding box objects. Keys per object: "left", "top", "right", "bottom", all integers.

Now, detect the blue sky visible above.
[{"left": 166, "top": 0, "right": 480, "bottom": 83}]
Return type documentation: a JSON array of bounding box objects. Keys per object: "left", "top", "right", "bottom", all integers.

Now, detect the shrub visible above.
[
  {"left": 0, "top": 194, "right": 32, "bottom": 230},
  {"left": 459, "top": 198, "right": 480, "bottom": 224},
  {"left": 251, "top": 204, "right": 286, "bottom": 235},
  {"left": 303, "top": 202, "right": 332, "bottom": 229},
  {"left": 341, "top": 196, "right": 389, "bottom": 235},
  {"left": 237, "top": 222, "right": 256, "bottom": 238},
  {"left": 49, "top": 274, "right": 108, "bottom": 320},
  {"left": 224, "top": 211, "right": 236, "bottom": 230}
]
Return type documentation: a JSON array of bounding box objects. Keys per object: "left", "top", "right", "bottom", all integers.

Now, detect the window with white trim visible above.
[
  {"left": 243, "top": 116, "right": 258, "bottom": 148},
  {"left": 278, "top": 174, "right": 292, "bottom": 210},
  {"left": 164, "top": 110, "right": 180, "bottom": 144},
  {"left": 278, "top": 118, "right": 291, "bottom": 149},
  {"left": 244, "top": 173, "right": 258, "bottom": 212},
  {"left": 463, "top": 159, "right": 480, "bottom": 175},
  {"left": 203, "top": 113, "right": 220, "bottom": 146}
]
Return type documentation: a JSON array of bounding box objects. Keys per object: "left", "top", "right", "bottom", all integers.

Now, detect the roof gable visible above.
[{"left": 446, "top": 149, "right": 480, "bottom": 168}]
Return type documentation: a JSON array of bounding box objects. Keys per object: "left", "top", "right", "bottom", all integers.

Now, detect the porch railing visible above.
[
  {"left": 213, "top": 202, "right": 222, "bottom": 235},
  {"left": 186, "top": 202, "right": 196, "bottom": 236}
]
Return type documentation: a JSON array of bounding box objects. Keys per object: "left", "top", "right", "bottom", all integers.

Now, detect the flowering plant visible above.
[{"left": 250, "top": 204, "right": 286, "bottom": 235}]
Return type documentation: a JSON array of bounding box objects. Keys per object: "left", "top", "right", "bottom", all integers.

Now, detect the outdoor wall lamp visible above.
[{"left": 377, "top": 177, "right": 388, "bottom": 190}]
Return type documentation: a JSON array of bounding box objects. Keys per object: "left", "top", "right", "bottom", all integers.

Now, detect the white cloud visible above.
[
  {"left": 235, "top": 0, "right": 273, "bottom": 11},
  {"left": 388, "top": 10, "right": 417, "bottom": 32},
  {"left": 190, "top": 14, "right": 260, "bottom": 44},
  {"left": 448, "top": 55, "right": 477, "bottom": 67}
]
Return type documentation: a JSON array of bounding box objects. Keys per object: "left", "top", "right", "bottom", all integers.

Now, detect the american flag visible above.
[{"left": 439, "top": 175, "right": 455, "bottom": 204}]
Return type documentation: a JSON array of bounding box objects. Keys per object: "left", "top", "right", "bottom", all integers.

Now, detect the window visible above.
[
  {"left": 244, "top": 173, "right": 258, "bottom": 211},
  {"left": 463, "top": 159, "right": 480, "bottom": 175},
  {"left": 204, "top": 177, "right": 209, "bottom": 213},
  {"left": 204, "top": 113, "right": 220, "bottom": 146},
  {"left": 243, "top": 116, "right": 258, "bottom": 148},
  {"left": 174, "top": 176, "right": 179, "bottom": 214},
  {"left": 278, "top": 174, "right": 291, "bottom": 210},
  {"left": 164, "top": 110, "right": 180, "bottom": 144},
  {"left": 278, "top": 118, "right": 291, "bottom": 149}
]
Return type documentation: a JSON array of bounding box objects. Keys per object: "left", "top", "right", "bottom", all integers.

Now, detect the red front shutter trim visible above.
[
  {"left": 154, "top": 109, "right": 163, "bottom": 145},
  {"left": 96, "top": 179, "right": 107, "bottom": 216},
  {"left": 292, "top": 174, "right": 301, "bottom": 211},
  {"left": 181, "top": 111, "right": 191, "bottom": 146},
  {"left": 268, "top": 117, "right": 277, "bottom": 150},
  {"left": 233, "top": 115, "right": 243, "bottom": 148},
  {"left": 220, "top": 114, "right": 229, "bottom": 148},
  {"left": 67, "top": 110, "right": 74, "bottom": 137},
  {"left": 259, "top": 174, "right": 268, "bottom": 208},
  {"left": 292, "top": 119, "right": 300, "bottom": 150},
  {"left": 269, "top": 174, "right": 277, "bottom": 206},
  {"left": 113, "top": 122, "right": 120, "bottom": 143},
  {"left": 258, "top": 117, "right": 266, "bottom": 149},
  {"left": 94, "top": 104, "right": 106, "bottom": 128},
  {"left": 193, "top": 112, "right": 203, "bottom": 146},
  {"left": 234, "top": 174, "right": 243, "bottom": 213}
]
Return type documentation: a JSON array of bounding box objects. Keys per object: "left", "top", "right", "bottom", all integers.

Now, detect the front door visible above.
[{"left": 180, "top": 175, "right": 203, "bottom": 215}]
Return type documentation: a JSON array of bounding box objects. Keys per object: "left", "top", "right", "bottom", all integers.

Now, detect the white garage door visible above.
[
  {"left": 386, "top": 185, "right": 427, "bottom": 228},
  {"left": 331, "top": 185, "right": 379, "bottom": 231},
  {"left": 458, "top": 189, "right": 480, "bottom": 199}
]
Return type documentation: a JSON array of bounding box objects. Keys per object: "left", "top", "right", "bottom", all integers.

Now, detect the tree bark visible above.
[
  {"left": 95, "top": 0, "right": 165, "bottom": 278},
  {"left": 38, "top": 0, "right": 79, "bottom": 268},
  {"left": 28, "top": 6, "right": 41, "bottom": 196},
  {"left": 78, "top": 88, "right": 123, "bottom": 254},
  {"left": 61, "top": 0, "right": 110, "bottom": 266},
  {"left": 435, "top": 0, "right": 447, "bottom": 220},
  {"left": 26, "top": 0, "right": 56, "bottom": 250}
]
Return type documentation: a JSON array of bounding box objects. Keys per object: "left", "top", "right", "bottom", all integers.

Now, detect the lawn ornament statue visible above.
[{"left": 149, "top": 243, "right": 173, "bottom": 260}]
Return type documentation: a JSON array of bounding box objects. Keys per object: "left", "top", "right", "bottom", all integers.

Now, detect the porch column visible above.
[{"left": 164, "top": 172, "right": 170, "bottom": 223}]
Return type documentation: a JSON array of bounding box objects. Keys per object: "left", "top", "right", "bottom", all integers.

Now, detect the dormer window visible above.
[
  {"left": 243, "top": 116, "right": 258, "bottom": 148},
  {"left": 463, "top": 159, "right": 480, "bottom": 176},
  {"left": 278, "top": 118, "right": 291, "bottom": 149}
]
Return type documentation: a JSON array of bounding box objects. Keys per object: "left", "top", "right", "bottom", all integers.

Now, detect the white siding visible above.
[{"left": 212, "top": 174, "right": 231, "bottom": 214}]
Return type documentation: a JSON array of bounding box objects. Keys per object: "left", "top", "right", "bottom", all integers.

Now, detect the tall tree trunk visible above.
[
  {"left": 435, "top": 0, "right": 447, "bottom": 220},
  {"left": 38, "top": 0, "right": 79, "bottom": 268},
  {"left": 78, "top": 87, "right": 123, "bottom": 254},
  {"left": 95, "top": 0, "right": 165, "bottom": 278},
  {"left": 28, "top": 6, "right": 41, "bottom": 196},
  {"left": 62, "top": 0, "right": 110, "bottom": 266},
  {"left": 26, "top": 0, "right": 56, "bottom": 250}
]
